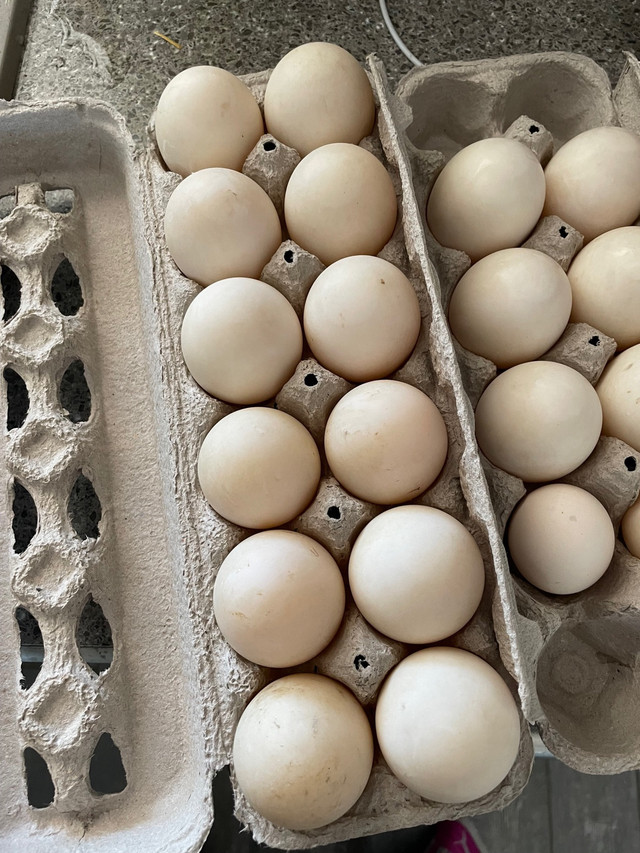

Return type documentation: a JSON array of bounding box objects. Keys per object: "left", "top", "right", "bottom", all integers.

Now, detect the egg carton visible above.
[
  {"left": 395, "top": 50, "right": 640, "bottom": 774},
  {"left": 0, "top": 60, "right": 537, "bottom": 851}
]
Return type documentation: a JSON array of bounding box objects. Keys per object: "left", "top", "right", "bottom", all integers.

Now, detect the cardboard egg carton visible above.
[
  {"left": 0, "top": 58, "right": 539, "bottom": 850},
  {"left": 395, "top": 51, "right": 640, "bottom": 774}
]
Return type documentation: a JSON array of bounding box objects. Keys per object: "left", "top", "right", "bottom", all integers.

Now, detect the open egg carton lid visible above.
[
  {"left": 394, "top": 48, "right": 640, "bottom": 775},
  {"left": 0, "top": 54, "right": 536, "bottom": 851}
]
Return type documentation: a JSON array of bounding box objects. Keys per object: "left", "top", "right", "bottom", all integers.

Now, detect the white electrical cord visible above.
[{"left": 379, "top": 0, "right": 423, "bottom": 67}]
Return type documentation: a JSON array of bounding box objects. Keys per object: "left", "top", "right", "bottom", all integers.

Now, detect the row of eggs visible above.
[
  {"left": 428, "top": 124, "right": 640, "bottom": 592},
  {"left": 156, "top": 42, "right": 523, "bottom": 830}
]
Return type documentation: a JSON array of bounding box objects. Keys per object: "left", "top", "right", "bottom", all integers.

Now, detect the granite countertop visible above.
[{"left": 17, "top": 0, "right": 640, "bottom": 143}]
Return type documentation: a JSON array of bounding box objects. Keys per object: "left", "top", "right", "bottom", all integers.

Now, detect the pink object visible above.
[{"left": 427, "top": 820, "right": 487, "bottom": 853}]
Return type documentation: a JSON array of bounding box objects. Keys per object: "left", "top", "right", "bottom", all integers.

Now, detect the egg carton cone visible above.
[
  {"left": 0, "top": 59, "right": 537, "bottom": 851},
  {"left": 395, "top": 50, "right": 640, "bottom": 774}
]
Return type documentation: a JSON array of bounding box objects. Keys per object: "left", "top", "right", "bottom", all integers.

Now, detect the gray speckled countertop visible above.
[{"left": 17, "top": 0, "right": 640, "bottom": 143}]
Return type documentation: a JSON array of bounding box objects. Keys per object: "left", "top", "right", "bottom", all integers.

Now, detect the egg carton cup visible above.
[{"left": 396, "top": 50, "right": 640, "bottom": 774}]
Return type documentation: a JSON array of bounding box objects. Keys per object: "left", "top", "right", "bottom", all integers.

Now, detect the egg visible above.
[
  {"left": 213, "top": 530, "right": 345, "bottom": 667},
  {"left": 264, "top": 43, "right": 375, "bottom": 157},
  {"left": 622, "top": 497, "right": 640, "bottom": 559},
  {"left": 181, "top": 277, "right": 302, "bottom": 404},
  {"left": 198, "top": 408, "right": 320, "bottom": 528},
  {"left": 448, "top": 248, "right": 572, "bottom": 368},
  {"left": 349, "top": 505, "right": 484, "bottom": 643},
  {"left": 155, "top": 66, "right": 264, "bottom": 176},
  {"left": 544, "top": 126, "right": 640, "bottom": 242},
  {"left": 324, "top": 380, "right": 448, "bottom": 504},
  {"left": 375, "top": 647, "right": 521, "bottom": 803},
  {"left": 567, "top": 227, "right": 640, "bottom": 350},
  {"left": 284, "top": 143, "right": 397, "bottom": 265},
  {"left": 475, "top": 361, "right": 602, "bottom": 482},
  {"left": 303, "top": 256, "right": 421, "bottom": 382},
  {"left": 164, "top": 168, "right": 282, "bottom": 285},
  {"left": 596, "top": 344, "right": 640, "bottom": 453},
  {"left": 426, "top": 137, "right": 545, "bottom": 261},
  {"left": 508, "top": 484, "right": 615, "bottom": 594},
  {"left": 233, "top": 674, "right": 374, "bottom": 830}
]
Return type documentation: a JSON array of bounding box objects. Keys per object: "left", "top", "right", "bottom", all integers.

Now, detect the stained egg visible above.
[
  {"left": 303, "top": 255, "right": 421, "bottom": 382},
  {"left": 508, "top": 484, "right": 615, "bottom": 595},
  {"left": 264, "top": 42, "right": 375, "bottom": 157},
  {"left": 568, "top": 227, "right": 640, "bottom": 350},
  {"left": 197, "top": 408, "right": 321, "bottom": 529},
  {"left": 376, "top": 647, "right": 521, "bottom": 804},
  {"left": 164, "top": 168, "right": 282, "bottom": 285},
  {"left": 448, "top": 248, "right": 572, "bottom": 368},
  {"left": 426, "top": 137, "right": 546, "bottom": 261},
  {"left": 596, "top": 344, "right": 640, "bottom": 453},
  {"left": 284, "top": 143, "right": 397, "bottom": 265},
  {"left": 181, "top": 277, "right": 302, "bottom": 404},
  {"left": 544, "top": 126, "right": 640, "bottom": 242},
  {"left": 349, "top": 505, "right": 485, "bottom": 644},
  {"left": 213, "top": 530, "right": 345, "bottom": 667},
  {"left": 155, "top": 66, "right": 264, "bottom": 176},
  {"left": 475, "top": 361, "right": 602, "bottom": 482},
  {"left": 324, "top": 380, "right": 448, "bottom": 505},
  {"left": 233, "top": 674, "right": 374, "bottom": 830}
]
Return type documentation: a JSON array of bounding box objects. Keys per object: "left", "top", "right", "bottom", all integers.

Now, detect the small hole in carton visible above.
[
  {"left": 0, "top": 192, "right": 16, "bottom": 219},
  {"left": 284, "top": 249, "right": 295, "bottom": 264},
  {"left": 327, "top": 505, "right": 341, "bottom": 520},
  {"left": 588, "top": 335, "right": 600, "bottom": 346},
  {"left": 89, "top": 733, "right": 127, "bottom": 794},
  {"left": 13, "top": 481, "right": 38, "bottom": 554},
  {"left": 76, "top": 596, "right": 113, "bottom": 675},
  {"left": 529, "top": 124, "right": 540, "bottom": 133},
  {"left": 304, "top": 373, "right": 318, "bottom": 387},
  {"left": 624, "top": 456, "right": 637, "bottom": 472},
  {"left": 263, "top": 140, "right": 277, "bottom": 152},
  {"left": 2, "top": 264, "right": 21, "bottom": 321},
  {"left": 68, "top": 473, "right": 101, "bottom": 540},
  {"left": 4, "top": 367, "right": 29, "bottom": 430},
  {"left": 51, "top": 258, "right": 83, "bottom": 317},
  {"left": 559, "top": 226, "right": 569, "bottom": 239},
  {"left": 59, "top": 360, "right": 91, "bottom": 423},
  {"left": 44, "top": 188, "right": 74, "bottom": 215},
  {"left": 24, "top": 748, "right": 55, "bottom": 808},
  {"left": 15, "top": 606, "right": 43, "bottom": 689}
]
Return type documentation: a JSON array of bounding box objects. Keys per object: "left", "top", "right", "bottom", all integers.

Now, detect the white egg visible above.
[
  {"left": 349, "top": 505, "right": 484, "bottom": 643},
  {"left": 155, "top": 66, "right": 264, "bottom": 176},
  {"left": 324, "top": 380, "right": 448, "bottom": 505},
  {"left": 233, "top": 674, "right": 374, "bottom": 830},
  {"left": 568, "top": 227, "right": 640, "bottom": 350},
  {"left": 448, "top": 248, "right": 572, "bottom": 367},
  {"left": 284, "top": 143, "right": 397, "bottom": 265},
  {"left": 475, "top": 361, "right": 602, "bottom": 482},
  {"left": 508, "top": 484, "right": 615, "bottom": 594},
  {"left": 596, "top": 344, "right": 640, "bottom": 453},
  {"left": 426, "top": 137, "right": 546, "bottom": 261},
  {"left": 303, "top": 255, "right": 421, "bottom": 382},
  {"left": 164, "top": 168, "right": 282, "bottom": 285},
  {"left": 264, "top": 42, "right": 375, "bottom": 157},
  {"left": 198, "top": 408, "right": 320, "bottom": 529},
  {"left": 181, "top": 277, "right": 302, "bottom": 404},
  {"left": 213, "top": 530, "right": 345, "bottom": 667},
  {"left": 376, "top": 648, "right": 521, "bottom": 803},
  {"left": 622, "top": 497, "right": 640, "bottom": 559},
  {"left": 544, "top": 126, "right": 640, "bottom": 242}
]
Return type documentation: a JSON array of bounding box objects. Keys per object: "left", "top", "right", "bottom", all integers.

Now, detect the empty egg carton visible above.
[{"left": 396, "top": 51, "right": 640, "bottom": 774}]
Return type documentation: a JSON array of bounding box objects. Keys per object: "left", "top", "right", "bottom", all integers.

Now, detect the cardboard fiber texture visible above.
[{"left": 396, "top": 51, "right": 640, "bottom": 774}]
